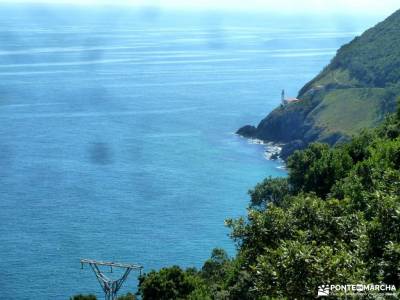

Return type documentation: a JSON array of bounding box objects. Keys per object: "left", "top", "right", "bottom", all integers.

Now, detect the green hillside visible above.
[
  {"left": 237, "top": 9, "right": 400, "bottom": 158},
  {"left": 310, "top": 88, "right": 386, "bottom": 137}
]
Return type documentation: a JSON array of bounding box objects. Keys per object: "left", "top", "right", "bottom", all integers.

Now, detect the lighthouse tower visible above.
[{"left": 281, "top": 89, "right": 285, "bottom": 105}]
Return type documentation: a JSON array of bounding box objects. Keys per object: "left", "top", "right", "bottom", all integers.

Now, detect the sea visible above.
[{"left": 0, "top": 4, "right": 384, "bottom": 299}]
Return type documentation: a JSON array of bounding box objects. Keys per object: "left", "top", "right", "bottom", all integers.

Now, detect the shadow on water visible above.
[{"left": 88, "top": 142, "right": 114, "bottom": 165}]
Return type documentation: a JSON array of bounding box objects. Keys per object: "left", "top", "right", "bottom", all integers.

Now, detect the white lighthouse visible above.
[{"left": 281, "top": 89, "right": 301, "bottom": 106}]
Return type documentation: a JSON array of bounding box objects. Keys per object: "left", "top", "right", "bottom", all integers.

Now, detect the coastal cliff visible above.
[{"left": 238, "top": 9, "right": 400, "bottom": 159}]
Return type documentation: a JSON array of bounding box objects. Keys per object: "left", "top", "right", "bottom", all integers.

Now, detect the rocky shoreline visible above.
[{"left": 242, "top": 136, "right": 286, "bottom": 164}]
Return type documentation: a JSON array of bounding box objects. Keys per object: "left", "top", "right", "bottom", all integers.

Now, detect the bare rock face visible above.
[{"left": 236, "top": 125, "right": 257, "bottom": 137}]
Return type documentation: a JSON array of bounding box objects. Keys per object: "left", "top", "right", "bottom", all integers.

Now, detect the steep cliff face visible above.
[{"left": 238, "top": 9, "right": 400, "bottom": 159}]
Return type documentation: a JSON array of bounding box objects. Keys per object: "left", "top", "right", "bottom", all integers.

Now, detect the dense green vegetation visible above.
[
  {"left": 237, "top": 9, "right": 400, "bottom": 159},
  {"left": 70, "top": 293, "right": 136, "bottom": 300},
  {"left": 137, "top": 102, "right": 400, "bottom": 299},
  {"left": 323, "top": 10, "right": 400, "bottom": 88}
]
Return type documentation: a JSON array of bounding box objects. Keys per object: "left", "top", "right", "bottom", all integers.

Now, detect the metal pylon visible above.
[{"left": 80, "top": 259, "right": 143, "bottom": 300}]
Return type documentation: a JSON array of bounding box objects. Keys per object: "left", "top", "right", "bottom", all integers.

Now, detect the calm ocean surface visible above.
[{"left": 0, "top": 5, "right": 382, "bottom": 299}]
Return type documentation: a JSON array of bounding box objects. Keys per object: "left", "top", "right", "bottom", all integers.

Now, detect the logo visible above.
[
  {"left": 317, "top": 284, "right": 396, "bottom": 297},
  {"left": 318, "top": 285, "right": 330, "bottom": 297}
]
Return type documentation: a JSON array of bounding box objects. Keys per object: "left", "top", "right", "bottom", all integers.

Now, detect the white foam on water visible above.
[
  {"left": 0, "top": 107, "right": 199, "bottom": 119},
  {"left": 246, "top": 138, "right": 284, "bottom": 161},
  {"left": 0, "top": 102, "right": 66, "bottom": 108},
  {"left": 0, "top": 70, "right": 86, "bottom": 76},
  {"left": 238, "top": 48, "right": 338, "bottom": 54},
  {"left": 271, "top": 51, "right": 336, "bottom": 57},
  {"left": 0, "top": 57, "right": 245, "bottom": 69},
  {"left": 145, "top": 132, "right": 201, "bottom": 138},
  {"left": 97, "top": 67, "right": 273, "bottom": 76},
  {"left": 0, "top": 46, "right": 151, "bottom": 55},
  {"left": 136, "top": 58, "right": 247, "bottom": 65},
  {"left": 0, "top": 48, "right": 226, "bottom": 58},
  {"left": 280, "top": 31, "right": 362, "bottom": 40},
  {"left": 0, "top": 58, "right": 140, "bottom": 68},
  {"left": 104, "top": 79, "right": 258, "bottom": 88}
]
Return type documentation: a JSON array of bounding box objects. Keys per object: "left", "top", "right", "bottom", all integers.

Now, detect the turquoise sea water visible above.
[{"left": 0, "top": 5, "right": 383, "bottom": 299}]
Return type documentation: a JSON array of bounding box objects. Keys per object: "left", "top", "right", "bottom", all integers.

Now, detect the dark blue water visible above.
[{"left": 0, "top": 5, "right": 383, "bottom": 299}]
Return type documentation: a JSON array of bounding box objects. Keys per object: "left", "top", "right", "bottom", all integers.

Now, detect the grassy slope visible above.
[{"left": 309, "top": 88, "right": 386, "bottom": 137}]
